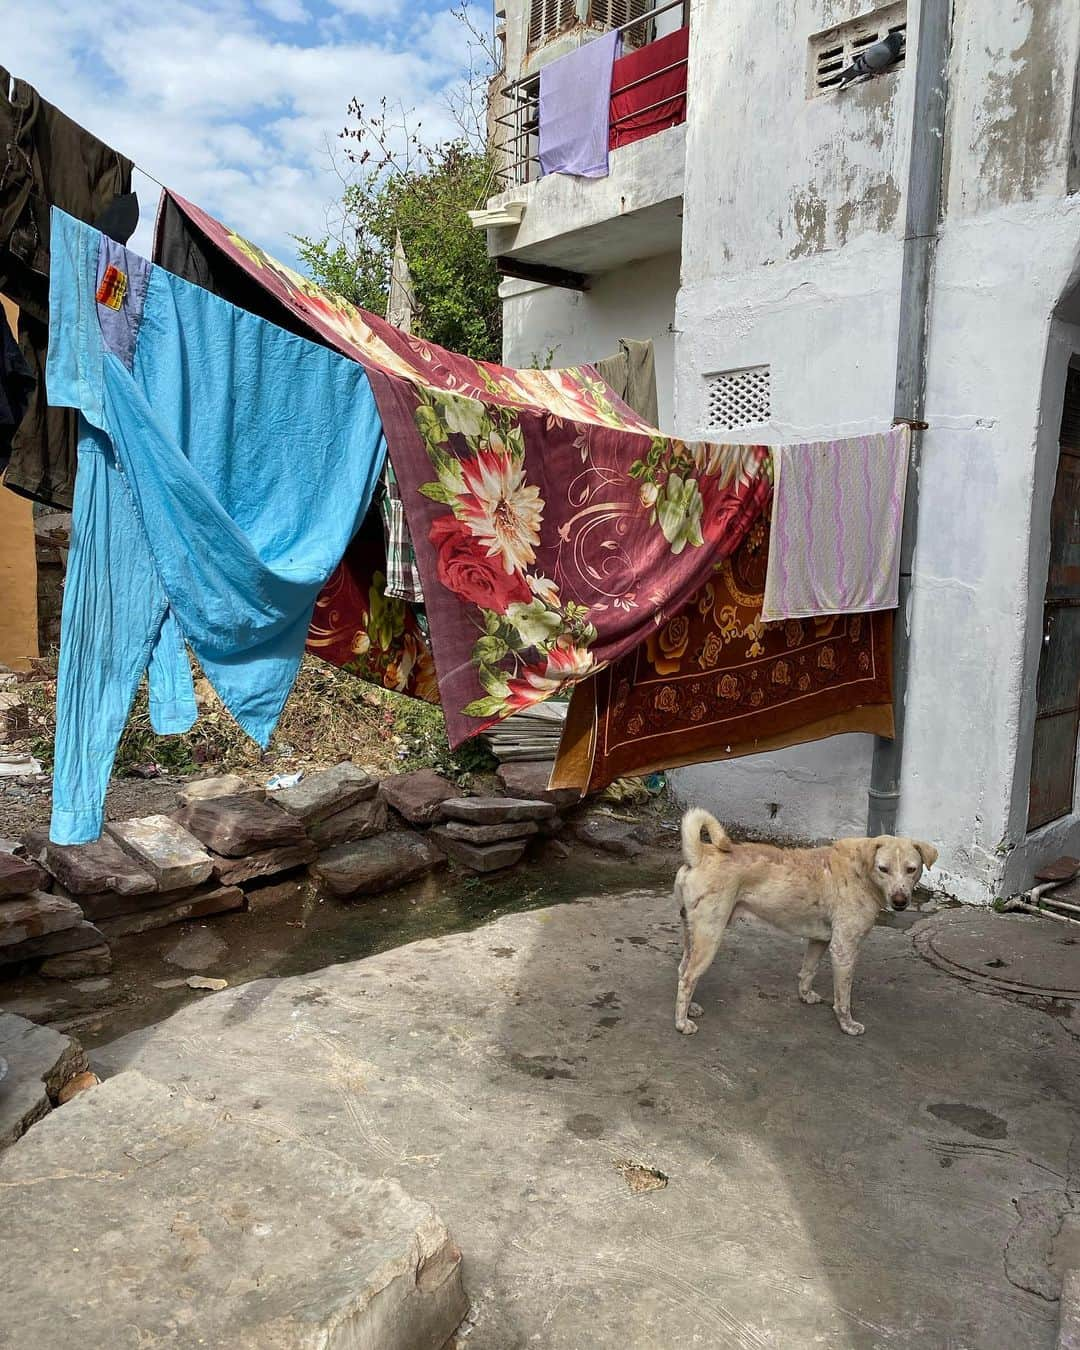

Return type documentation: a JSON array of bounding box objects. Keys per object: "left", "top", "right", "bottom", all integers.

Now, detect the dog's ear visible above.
[
  {"left": 914, "top": 841, "right": 938, "bottom": 868},
  {"left": 835, "top": 837, "right": 881, "bottom": 872}
]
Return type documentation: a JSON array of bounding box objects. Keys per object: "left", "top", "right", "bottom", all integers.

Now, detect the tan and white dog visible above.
[{"left": 674, "top": 809, "right": 938, "bottom": 1037}]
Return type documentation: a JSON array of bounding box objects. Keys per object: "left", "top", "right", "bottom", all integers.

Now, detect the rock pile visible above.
[{"left": 431, "top": 797, "right": 556, "bottom": 873}]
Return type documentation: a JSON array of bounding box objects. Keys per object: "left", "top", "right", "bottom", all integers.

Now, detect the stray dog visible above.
[{"left": 674, "top": 809, "right": 938, "bottom": 1037}]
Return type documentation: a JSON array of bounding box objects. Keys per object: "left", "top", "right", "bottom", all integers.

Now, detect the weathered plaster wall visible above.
[
  {"left": 680, "top": 0, "right": 913, "bottom": 284},
  {"left": 501, "top": 250, "right": 680, "bottom": 425}
]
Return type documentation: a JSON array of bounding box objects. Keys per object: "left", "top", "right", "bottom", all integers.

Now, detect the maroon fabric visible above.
[{"left": 609, "top": 26, "right": 689, "bottom": 150}]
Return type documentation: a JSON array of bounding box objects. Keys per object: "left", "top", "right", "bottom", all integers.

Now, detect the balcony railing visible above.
[{"left": 492, "top": 0, "right": 689, "bottom": 188}]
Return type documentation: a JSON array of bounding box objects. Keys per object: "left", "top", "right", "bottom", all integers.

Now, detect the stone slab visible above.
[
  {"left": 107, "top": 816, "right": 215, "bottom": 892},
  {"left": 570, "top": 814, "right": 643, "bottom": 858},
  {"left": 38, "top": 945, "right": 113, "bottom": 980},
  {"left": 213, "top": 841, "right": 318, "bottom": 887},
  {"left": 0, "top": 891, "right": 83, "bottom": 948},
  {"left": 439, "top": 796, "right": 556, "bottom": 827},
  {"left": 91, "top": 888, "right": 1080, "bottom": 1350},
  {"left": 0, "top": 1013, "right": 88, "bottom": 1148},
  {"left": 174, "top": 795, "right": 308, "bottom": 857},
  {"left": 98, "top": 885, "right": 244, "bottom": 938},
  {"left": 52, "top": 881, "right": 197, "bottom": 923},
  {"left": 0, "top": 851, "right": 47, "bottom": 898},
  {"left": 381, "top": 769, "right": 458, "bottom": 826},
  {"left": 177, "top": 774, "right": 263, "bottom": 806},
  {"left": 0, "top": 1071, "right": 468, "bottom": 1349},
  {"left": 308, "top": 792, "right": 388, "bottom": 848},
  {"left": 29, "top": 831, "right": 156, "bottom": 897},
  {"left": 439, "top": 818, "right": 539, "bottom": 845},
  {"left": 272, "top": 762, "right": 379, "bottom": 825},
  {"left": 496, "top": 761, "right": 583, "bottom": 809},
  {"left": 311, "top": 832, "right": 443, "bottom": 898},
  {"left": 0, "top": 921, "right": 107, "bottom": 966},
  {"left": 1060, "top": 1268, "right": 1080, "bottom": 1350},
  {"left": 429, "top": 831, "right": 526, "bottom": 873}
]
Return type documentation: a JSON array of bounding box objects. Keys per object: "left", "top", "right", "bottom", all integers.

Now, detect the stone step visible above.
[
  {"left": 38, "top": 945, "right": 113, "bottom": 980},
  {"left": 496, "top": 761, "right": 583, "bottom": 810},
  {"left": 438, "top": 818, "right": 539, "bottom": 845},
  {"left": 311, "top": 832, "right": 444, "bottom": 899},
  {"left": 0, "top": 1071, "right": 468, "bottom": 1348},
  {"left": 0, "top": 921, "right": 108, "bottom": 966},
  {"left": 381, "top": 770, "right": 458, "bottom": 826},
  {"left": 107, "top": 816, "right": 214, "bottom": 892},
  {"left": 308, "top": 792, "right": 388, "bottom": 848},
  {"left": 0, "top": 851, "right": 47, "bottom": 898},
  {"left": 213, "top": 841, "right": 318, "bottom": 887},
  {"left": 26, "top": 831, "right": 156, "bottom": 897},
  {"left": 0, "top": 892, "right": 83, "bottom": 949},
  {"left": 429, "top": 831, "right": 528, "bottom": 874},
  {"left": 272, "top": 762, "right": 379, "bottom": 825},
  {"left": 97, "top": 885, "right": 244, "bottom": 938},
  {"left": 177, "top": 774, "right": 263, "bottom": 806},
  {"left": 439, "top": 796, "right": 556, "bottom": 827},
  {"left": 0, "top": 1012, "right": 88, "bottom": 1148},
  {"left": 174, "top": 794, "right": 308, "bottom": 857}
]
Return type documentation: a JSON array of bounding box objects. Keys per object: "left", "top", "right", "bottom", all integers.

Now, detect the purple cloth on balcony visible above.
[{"left": 538, "top": 30, "right": 620, "bottom": 179}]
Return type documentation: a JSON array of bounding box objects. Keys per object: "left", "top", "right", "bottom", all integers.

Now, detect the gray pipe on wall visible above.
[{"left": 867, "top": 0, "right": 954, "bottom": 837}]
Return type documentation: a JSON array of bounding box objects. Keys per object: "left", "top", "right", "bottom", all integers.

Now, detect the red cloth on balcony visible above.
[{"left": 609, "top": 25, "right": 690, "bottom": 150}]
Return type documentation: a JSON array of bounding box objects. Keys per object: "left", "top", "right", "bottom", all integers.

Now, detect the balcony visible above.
[{"left": 481, "top": 2, "right": 688, "bottom": 284}]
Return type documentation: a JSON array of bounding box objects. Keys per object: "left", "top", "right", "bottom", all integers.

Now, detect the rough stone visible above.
[
  {"left": 273, "top": 761, "right": 379, "bottom": 825},
  {"left": 496, "top": 761, "right": 583, "bottom": 809},
  {"left": 98, "top": 885, "right": 243, "bottom": 938},
  {"left": 51, "top": 881, "right": 189, "bottom": 923},
  {"left": 177, "top": 774, "right": 262, "bottom": 806},
  {"left": 0, "top": 851, "right": 47, "bottom": 898},
  {"left": 439, "top": 818, "right": 539, "bottom": 845},
  {"left": 163, "top": 929, "right": 228, "bottom": 970},
  {"left": 241, "top": 878, "right": 305, "bottom": 912},
  {"left": 107, "top": 816, "right": 215, "bottom": 891},
  {"left": 381, "top": 769, "right": 458, "bottom": 826},
  {"left": 0, "top": 1071, "right": 468, "bottom": 1349},
  {"left": 439, "top": 796, "right": 556, "bottom": 827},
  {"left": 39, "top": 945, "right": 113, "bottom": 980},
  {"left": 57, "top": 1071, "right": 100, "bottom": 1104},
  {"left": 212, "top": 840, "right": 318, "bottom": 886},
  {"left": 570, "top": 814, "right": 643, "bottom": 858},
  {"left": 1061, "top": 1268, "right": 1080, "bottom": 1350},
  {"left": 0, "top": 891, "right": 83, "bottom": 948},
  {"left": 0, "top": 1013, "right": 88, "bottom": 1147},
  {"left": 630, "top": 818, "right": 680, "bottom": 850},
  {"left": 174, "top": 795, "right": 308, "bottom": 857},
  {"left": 430, "top": 831, "right": 527, "bottom": 873},
  {"left": 308, "top": 792, "right": 388, "bottom": 848},
  {"left": 187, "top": 975, "right": 228, "bottom": 991},
  {"left": 29, "top": 831, "right": 156, "bottom": 897},
  {"left": 0, "top": 921, "right": 107, "bottom": 965},
  {"left": 311, "top": 832, "right": 443, "bottom": 898},
  {"left": 93, "top": 890, "right": 1079, "bottom": 1350}
]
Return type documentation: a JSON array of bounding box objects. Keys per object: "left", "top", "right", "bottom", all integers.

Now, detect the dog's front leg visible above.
[
  {"left": 829, "top": 931, "right": 864, "bottom": 1036},
  {"left": 798, "top": 939, "right": 828, "bottom": 1005}
]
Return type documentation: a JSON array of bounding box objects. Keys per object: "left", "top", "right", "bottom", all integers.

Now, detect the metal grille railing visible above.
[{"left": 491, "top": 0, "right": 687, "bottom": 188}]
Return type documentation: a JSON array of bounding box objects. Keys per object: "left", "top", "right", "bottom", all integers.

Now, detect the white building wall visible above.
[{"left": 501, "top": 251, "right": 681, "bottom": 425}]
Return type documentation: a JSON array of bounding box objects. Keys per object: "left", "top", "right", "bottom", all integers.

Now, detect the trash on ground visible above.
[{"left": 266, "top": 771, "right": 304, "bottom": 791}]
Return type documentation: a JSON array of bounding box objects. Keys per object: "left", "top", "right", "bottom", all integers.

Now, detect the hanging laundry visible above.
[
  {"left": 608, "top": 25, "right": 690, "bottom": 150},
  {"left": 0, "top": 304, "right": 34, "bottom": 460},
  {"left": 538, "top": 31, "right": 621, "bottom": 179},
  {"left": 594, "top": 338, "right": 659, "bottom": 427},
  {"left": 380, "top": 458, "right": 426, "bottom": 603},
  {"left": 552, "top": 510, "right": 894, "bottom": 794},
  {"left": 762, "top": 425, "right": 910, "bottom": 622},
  {"left": 45, "top": 211, "right": 387, "bottom": 844},
  {"left": 0, "top": 68, "right": 135, "bottom": 507}
]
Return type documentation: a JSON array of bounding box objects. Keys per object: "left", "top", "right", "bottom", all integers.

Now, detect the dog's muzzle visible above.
[{"left": 889, "top": 894, "right": 909, "bottom": 911}]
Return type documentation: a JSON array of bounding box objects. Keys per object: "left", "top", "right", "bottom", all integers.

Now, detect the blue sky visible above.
[{"left": 4, "top": 0, "right": 483, "bottom": 262}]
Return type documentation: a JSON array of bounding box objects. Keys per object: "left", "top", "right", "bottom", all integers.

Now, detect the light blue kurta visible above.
[{"left": 47, "top": 209, "right": 387, "bottom": 844}]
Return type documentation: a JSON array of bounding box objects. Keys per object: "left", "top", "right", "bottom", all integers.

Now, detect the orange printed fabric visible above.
[{"left": 553, "top": 513, "right": 894, "bottom": 794}]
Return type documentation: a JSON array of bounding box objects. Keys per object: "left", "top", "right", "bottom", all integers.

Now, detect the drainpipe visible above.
[{"left": 867, "top": 0, "right": 953, "bottom": 837}]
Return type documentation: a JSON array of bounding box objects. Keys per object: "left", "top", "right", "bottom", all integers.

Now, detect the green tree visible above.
[{"left": 296, "top": 5, "right": 502, "bottom": 362}]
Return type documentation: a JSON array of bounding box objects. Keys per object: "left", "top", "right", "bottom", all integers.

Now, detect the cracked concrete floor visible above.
[{"left": 91, "top": 888, "right": 1078, "bottom": 1349}]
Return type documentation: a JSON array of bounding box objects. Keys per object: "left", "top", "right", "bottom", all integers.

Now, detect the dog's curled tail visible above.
[{"left": 680, "top": 808, "right": 732, "bottom": 867}]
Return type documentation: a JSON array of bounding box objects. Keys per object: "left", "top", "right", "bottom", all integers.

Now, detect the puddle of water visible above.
[{"left": 3, "top": 847, "right": 675, "bottom": 1049}]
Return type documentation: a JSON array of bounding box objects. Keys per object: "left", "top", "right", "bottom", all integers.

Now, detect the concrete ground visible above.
[{"left": 82, "top": 880, "right": 1079, "bottom": 1349}]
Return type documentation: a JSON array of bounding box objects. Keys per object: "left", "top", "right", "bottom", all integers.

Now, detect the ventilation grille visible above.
[
  {"left": 588, "top": 0, "right": 654, "bottom": 48},
  {"left": 705, "top": 366, "right": 771, "bottom": 433},
  {"left": 810, "top": 1, "right": 906, "bottom": 96},
  {"left": 528, "top": 0, "right": 576, "bottom": 50}
]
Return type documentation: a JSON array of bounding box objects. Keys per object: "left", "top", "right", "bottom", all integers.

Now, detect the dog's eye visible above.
[
  {"left": 877, "top": 863, "right": 888, "bottom": 873},
  {"left": 906, "top": 864, "right": 918, "bottom": 874}
]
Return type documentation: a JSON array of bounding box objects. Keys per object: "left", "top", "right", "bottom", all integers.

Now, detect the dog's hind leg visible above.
[
  {"left": 798, "top": 939, "right": 828, "bottom": 1006},
  {"left": 675, "top": 879, "right": 704, "bottom": 1019},
  {"left": 675, "top": 891, "right": 737, "bottom": 1035}
]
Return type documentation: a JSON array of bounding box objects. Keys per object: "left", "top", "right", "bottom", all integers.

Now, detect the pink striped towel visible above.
[{"left": 762, "top": 425, "right": 910, "bottom": 622}]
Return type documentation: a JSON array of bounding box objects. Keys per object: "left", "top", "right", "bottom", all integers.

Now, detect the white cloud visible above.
[{"left": 3, "top": 0, "right": 476, "bottom": 264}]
